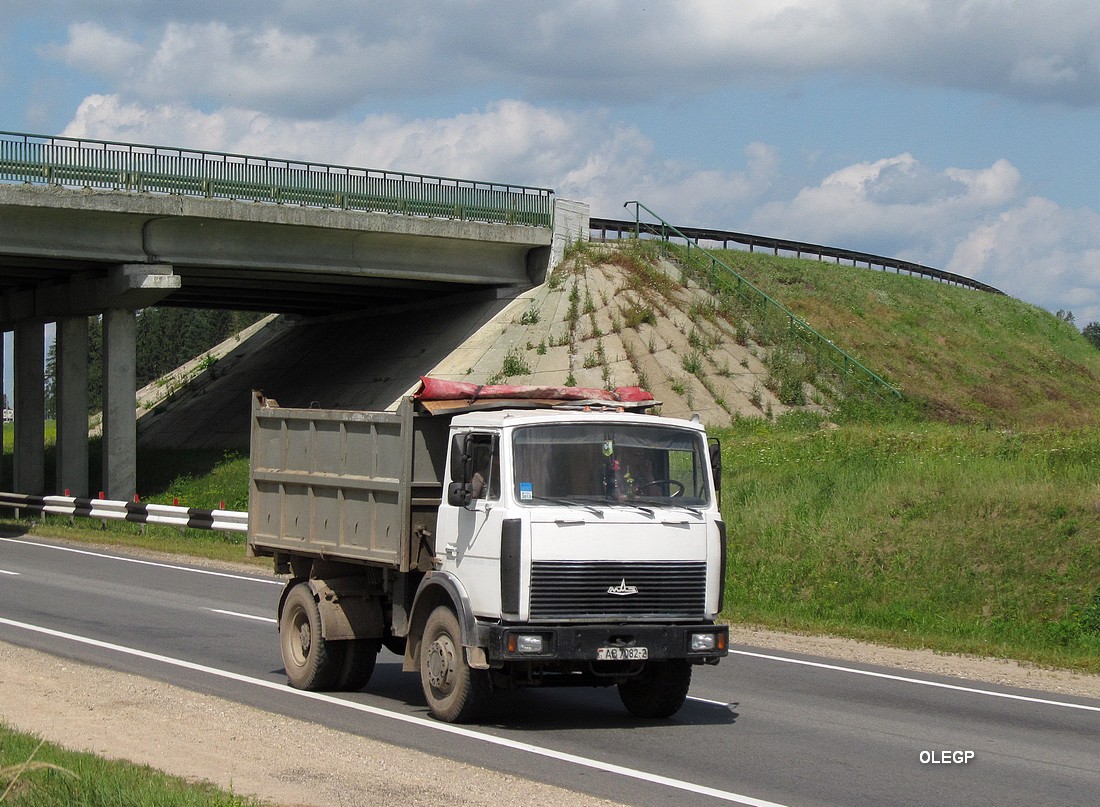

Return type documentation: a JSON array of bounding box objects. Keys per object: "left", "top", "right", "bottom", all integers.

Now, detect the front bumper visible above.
[{"left": 482, "top": 622, "right": 728, "bottom": 664}]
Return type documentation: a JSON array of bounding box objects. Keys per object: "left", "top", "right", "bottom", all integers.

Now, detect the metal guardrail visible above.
[
  {"left": 0, "top": 491, "right": 248, "bottom": 533},
  {"left": 591, "top": 216, "right": 1003, "bottom": 295},
  {"left": 620, "top": 202, "right": 903, "bottom": 403},
  {"left": 0, "top": 130, "right": 554, "bottom": 228}
]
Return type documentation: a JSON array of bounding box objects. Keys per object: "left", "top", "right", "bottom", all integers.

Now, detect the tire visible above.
[
  {"left": 419, "top": 606, "right": 489, "bottom": 723},
  {"left": 618, "top": 660, "right": 692, "bottom": 719},
  {"left": 333, "top": 639, "right": 379, "bottom": 691},
  {"left": 279, "top": 583, "right": 344, "bottom": 691}
]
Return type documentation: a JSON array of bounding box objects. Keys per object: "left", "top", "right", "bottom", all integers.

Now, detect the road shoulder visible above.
[{"left": 0, "top": 640, "right": 626, "bottom": 807}]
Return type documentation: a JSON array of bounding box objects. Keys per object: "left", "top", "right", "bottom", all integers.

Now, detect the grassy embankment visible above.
[
  {"left": 714, "top": 417, "right": 1100, "bottom": 670},
  {"left": 702, "top": 251, "right": 1100, "bottom": 671},
  {"left": 3, "top": 247, "right": 1099, "bottom": 671},
  {"left": 0, "top": 726, "right": 263, "bottom": 806}
]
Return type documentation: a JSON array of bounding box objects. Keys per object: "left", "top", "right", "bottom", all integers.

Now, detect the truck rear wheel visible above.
[
  {"left": 618, "top": 660, "right": 692, "bottom": 718},
  {"left": 334, "top": 639, "right": 379, "bottom": 691},
  {"left": 280, "top": 583, "right": 343, "bottom": 690},
  {"left": 419, "top": 606, "right": 489, "bottom": 723}
]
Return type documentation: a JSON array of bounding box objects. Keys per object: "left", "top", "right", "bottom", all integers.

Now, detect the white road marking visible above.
[
  {"left": 0, "top": 616, "right": 788, "bottom": 807},
  {"left": 209, "top": 608, "right": 277, "bottom": 624},
  {"left": 0, "top": 569, "right": 19, "bottom": 576},
  {"left": 0, "top": 536, "right": 282, "bottom": 585},
  {"left": 730, "top": 649, "right": 1100, "bottom": 713},
  {"left": 688, "top": 694, "right": 735, "bottom": 707}
]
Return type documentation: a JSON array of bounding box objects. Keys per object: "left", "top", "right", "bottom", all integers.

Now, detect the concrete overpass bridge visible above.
[{"left": 0, "top": 131, "right": 585, "bottom": 499}]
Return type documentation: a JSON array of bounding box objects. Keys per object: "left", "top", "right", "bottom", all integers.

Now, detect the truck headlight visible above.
[
  {"left": 508, "top": 634, "right": 546, "bottom": 654},
  {"left": 690, "top": 632, "right": 724, "bottom": 652}
]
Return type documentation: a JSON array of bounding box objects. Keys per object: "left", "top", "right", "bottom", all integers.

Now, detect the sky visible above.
[{"left": 3, "top": 0, "right": 1100, "bottom": 385}]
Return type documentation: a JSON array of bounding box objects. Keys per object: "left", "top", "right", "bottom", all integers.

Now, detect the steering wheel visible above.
[{"left": 634, "top": 478, "right": 685, "bottom": 497}]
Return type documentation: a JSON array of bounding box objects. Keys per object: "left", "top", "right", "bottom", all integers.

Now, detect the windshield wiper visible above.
[
  {"left": 529, "top": 496, "right": 605, "bottom": 517},
  {"left": 606, "top": 499, "right": 655, "bottom": 517},
  {"left": 630, "top": 497, "right": 704, "bottom": 517}
]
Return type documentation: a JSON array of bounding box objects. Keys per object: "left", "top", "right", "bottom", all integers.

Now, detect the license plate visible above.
[{"left": 597, "top": 646, "right": 648, "bottom": 661}]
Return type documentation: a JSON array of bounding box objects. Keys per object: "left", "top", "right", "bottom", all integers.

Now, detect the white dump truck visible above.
[{"left": 248, "top": 379, "right": 728, "bottom": 722}]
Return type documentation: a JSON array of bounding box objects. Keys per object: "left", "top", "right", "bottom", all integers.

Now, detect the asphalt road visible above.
[{"left": 1, "top": 533, "right": 1098, "bottom": 807}]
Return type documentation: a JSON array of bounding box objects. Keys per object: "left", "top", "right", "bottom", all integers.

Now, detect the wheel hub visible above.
[
  {"left": 426, "top": 636, "right": 457, "bottom": 690},
  {"left": 297, "top": 621, "right": 312, "bottom": 656}
]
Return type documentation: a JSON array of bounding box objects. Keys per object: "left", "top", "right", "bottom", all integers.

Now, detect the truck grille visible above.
[{"left": 529, "top": 560, "right": 707, "bottom": 620}]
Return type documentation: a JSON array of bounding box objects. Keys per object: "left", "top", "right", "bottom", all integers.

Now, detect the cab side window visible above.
[{"left": 467, "top": 434, "right": 500, "bottom": 501}]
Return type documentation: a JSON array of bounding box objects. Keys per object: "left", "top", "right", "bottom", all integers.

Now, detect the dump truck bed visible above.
[{"left": 247, "top": 393, "right": 447, "bottom": 571}]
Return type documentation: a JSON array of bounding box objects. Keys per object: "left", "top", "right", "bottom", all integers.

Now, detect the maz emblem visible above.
[{"left": 607, "top": 578, "right": 639, "bottom": 596}]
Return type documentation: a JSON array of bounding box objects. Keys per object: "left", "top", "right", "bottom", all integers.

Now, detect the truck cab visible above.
[{"left": 410, "top": 406, "right": 728, "bottom": 721}]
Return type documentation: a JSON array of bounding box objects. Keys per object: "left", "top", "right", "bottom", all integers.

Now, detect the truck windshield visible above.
[{"left": 512, "top": 423, "right": 710, "bottom": 507}]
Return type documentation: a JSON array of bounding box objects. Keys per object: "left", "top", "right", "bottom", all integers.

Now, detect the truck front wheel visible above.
[
  {"left": 280, "top": 583, "right": 343, "bottom": 690},
  {"left": 618, "top": 660, "right": 692, "bottom": 718},
  {"left": 419, "top": 606, "right": 489, "bottom": 723}
]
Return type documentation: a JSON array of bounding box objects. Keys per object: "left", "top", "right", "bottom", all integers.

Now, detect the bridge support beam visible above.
[
  {"left": 0, "top": 331, "right": 5, "bottom": 492},
  {"left": 55, "top": 315, "right": 89, "bottom": 498},
  {"left": 102, "top": 308, "right": 136, "bottom": 500},
  {"left": 97, "top": 265, "right": 178, "bottom": 500},
  {"left": 13, "top": 322, "right": 45, "bottom": 494}
]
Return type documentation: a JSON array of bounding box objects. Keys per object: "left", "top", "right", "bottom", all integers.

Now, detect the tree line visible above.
[
  {"left": 44, "top": 308, "right": 265, "bottom": 417},
  {"left": 1085, "top": 322, "right": 1100, "bottom": 350},
  {"left": 1056, "top": 310, "right": 1100, "bottom": 351}
]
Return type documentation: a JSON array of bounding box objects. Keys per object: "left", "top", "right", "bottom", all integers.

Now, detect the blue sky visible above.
[{"left": 3, "top": 0, "right": 1100, "bottom": 389}]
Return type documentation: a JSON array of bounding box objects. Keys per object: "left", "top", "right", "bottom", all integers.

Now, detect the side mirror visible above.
[
  {"left": 447, "top": 481, "right": 472, "bottom": 508},
  {"left": 708, "top": 438, "right": 722, "bottom": 504},
  {"left": 449, "top": 433, "right": 471, "bottom": 480}
]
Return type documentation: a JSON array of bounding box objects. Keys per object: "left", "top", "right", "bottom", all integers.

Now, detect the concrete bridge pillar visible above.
[
  {"left": 0, "top": 332, "right": 5, "bottom": 492},
  {"left": 55, "top": 316, "right": 89, "bottom": 497},
  {"left": 102, "top": 308, "right": 137, "bottom": 500},
  {"left": 13, "top": 322, "right": 45, "bottom": 494}
]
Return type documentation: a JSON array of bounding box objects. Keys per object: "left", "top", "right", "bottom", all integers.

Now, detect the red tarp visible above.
[{"left": 416, "top": 376, "right": 653, "bottom": 403}]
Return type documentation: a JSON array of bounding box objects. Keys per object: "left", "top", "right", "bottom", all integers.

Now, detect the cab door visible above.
[{"left": 438, "top": 431, "right": 504, "bottom": 616}]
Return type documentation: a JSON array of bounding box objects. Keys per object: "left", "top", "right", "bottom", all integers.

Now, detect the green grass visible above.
[
  {"left": 714, "top": 415, "right": 1100, "bottom": 671},
  {"left": 0, "top": 725, "right": 264, "bottom": 806},
  {"left": 713, "top": 250, "right": 1100, "bottom": 428},
  {"left": 0, "top": 440, "right": 257, "bottom": 566}
]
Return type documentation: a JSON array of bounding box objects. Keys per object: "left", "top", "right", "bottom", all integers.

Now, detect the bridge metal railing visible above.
[
  {"left": 591, "top": 216, "right": 1003, "bottom": 295},
  {"left": 0, "top": 130, "right": 554, "bottom": 227},
  {"left": 621, "top": 201, "right": 903, "bottom": 403}
]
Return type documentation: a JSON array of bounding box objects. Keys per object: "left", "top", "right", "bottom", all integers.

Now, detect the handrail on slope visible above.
[{"left": 622, "top": 201, "right": 903, "bottom": 402}]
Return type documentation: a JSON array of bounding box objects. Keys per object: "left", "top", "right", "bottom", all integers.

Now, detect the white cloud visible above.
[
  {"left": 747, "top": 154, "right": 1022, "bottom": 251},
  {"left": 52, "top": 21, "right": 384, "bottom": 117},
  {"left": 61, "top": 94, "right": 777, "bottom": 217},
  {"left": 40, "top": 1, "right": 1100, "bottom": 116},
  {"left": 947, "top": 198, "right": 1100, "bottom": 324},
  {"left": 48, "top": 21, "right": 144, "bottom": 75}
]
